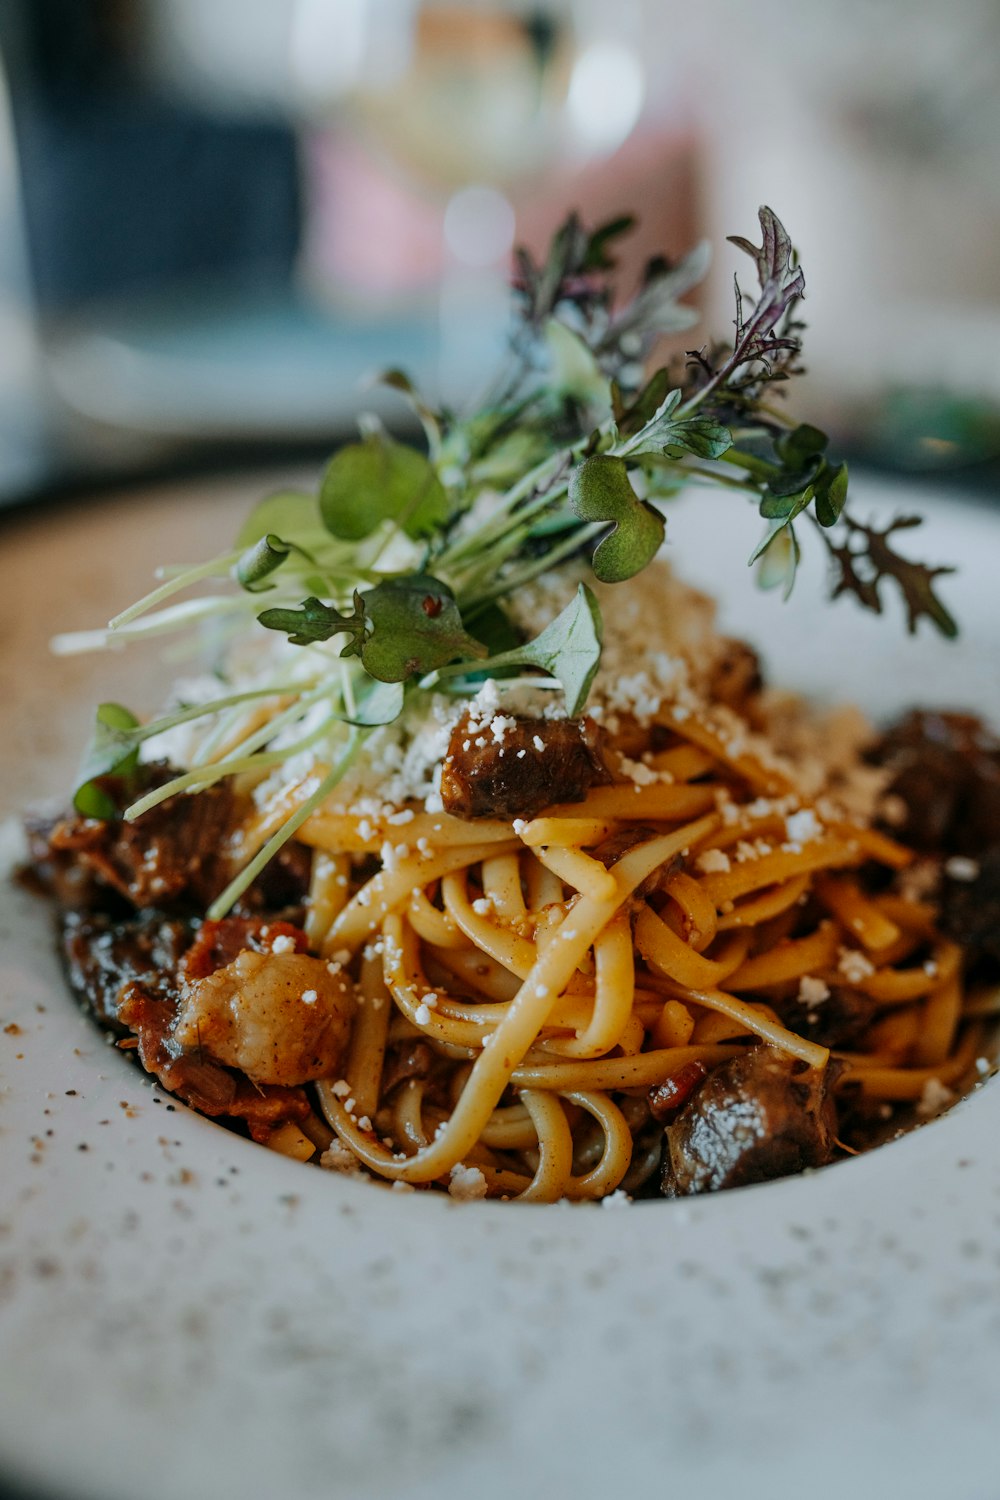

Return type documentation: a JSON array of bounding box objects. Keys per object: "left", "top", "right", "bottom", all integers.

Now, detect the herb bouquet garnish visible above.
[{"left": 57, "top": 206, "right": 957, "bottom": 916}]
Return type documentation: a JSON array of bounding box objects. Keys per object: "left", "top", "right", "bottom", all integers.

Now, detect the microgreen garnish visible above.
[
  {"left": 60, "top": 205, "right": 958, "bottom": 912},
  {"left": 319, "top": 429, "right": 450, "bottom": 541},
  {"left": 73, "top": 703, "right": 143, "bottom": 818},
  {"left": 434, "top": 583, "right": 602, "bottom": 716},
  {"left": 569, "top": 456, "right": 665, "bottom": 583}
]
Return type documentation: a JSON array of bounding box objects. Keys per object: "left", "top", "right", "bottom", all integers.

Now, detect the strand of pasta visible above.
[
  {"left": 517, "top": 1091, "right": 574, "bottom": 1201},
  {"left": 329, "top": 839, "right": 521, "bottom": 951},
  {"left": 634, "top": 905, "right": 751, "bottom": 991},
  {"left": 563, "top": 1090, "right": 634, "bottom": 1200},
  {"left": 698, "top": 838, "right": 864, "bottom": 905},
  {"left": 680, "top": 988, "right": 830, "bottom": 1068},
  {"left": 662, "top": 871, "right": 718, "bottom": 951},
  {"left": 814, "top": 873, "right": 902, "bottom": 952},
  {"left": 480, "top": 852, "right": 528, "bottom": 923},
  {"left": 343, "top": 946, "right": 392, "bottom": 1119},
  {"left": 542, "top": 909, "right": 635, "bottom": 1059},
  {"left": 837, "top": 1023, "right": 983, "bottom": 1098},
  {"left": 318, "top": 815, "right": 720, "bottom": 1182},
  {"left": 714, "top": 874, "right": 810, "bottom": 930},
  {"left": 723, "top": 922, "right": 840, "bottom": 990}
]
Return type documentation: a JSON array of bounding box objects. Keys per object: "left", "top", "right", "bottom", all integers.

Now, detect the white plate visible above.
[{"left": 2, "top": 472, "right": 999, "bottom": 1500}]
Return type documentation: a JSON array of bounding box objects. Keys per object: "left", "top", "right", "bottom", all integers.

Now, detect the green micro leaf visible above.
[
  {"left": 234, "top": 533, "right": 292, "bottom": 592},
  {"left": 358, "top": 574, "right": 488, "bottom": 682},
  {"left": 258, "top": 593, "right": 368, "bottom": 649},
  {"left": 435, "top": 584, "right": 603, "bottom": 717},
  {"left": 569, "top": 454, "right": 665, "bottom": 582},
  {"left": 73, "top": 702, "right": 143, "bottom": 818},
  {"left": 813, "top": 460, "right": 849, "bottom": 528},
  {"left": 756, "top": 524, "right": 800, "bottom": 600},
  {"left": 339, "top": 677, "right": 405, "bottom": 727},
  {"left": 320, "top": 433, "right": 449, "bottom": 542},
  {"left": 777, "top": 423, "right": 828, "bottom": 466},
  {"left": 618, "top": 389, "right": 731, "bottom": 462},
  {"left": 236, "top": 490, "right": 319, "bottom": 549}
]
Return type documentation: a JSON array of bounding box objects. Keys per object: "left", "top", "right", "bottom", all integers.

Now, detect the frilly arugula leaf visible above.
[
  {"left": 822, "top": 515, "right": 957, "bottom": 637},
  {"left": 569, "top": 454, "right": 665, "bottom": 582},
  {"left": 74, "top": 702, "right": 143, "bottom": 818},
  {"left": 258, "top": 575, "right": 487, "bottom": 682},
  {"left": 356, "top": 574, "right": 488, "bottom": 682},
  {"left": 258, "top": 593, "right": 367, "bottom": 649},
  {"left": 436, "top": 584, "right": 603, "bottom": 717},
  {"left": 320, "top": 432, "right": 449, "bottom": 542},
  {"left": 619, "top": 390, "right": 732, "bottom": 462}
]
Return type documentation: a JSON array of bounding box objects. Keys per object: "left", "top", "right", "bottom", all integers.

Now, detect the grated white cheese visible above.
[
  {"left": 270, "top": 934, "right": 295, "bottom": 955},
  {"left": 798, "top": 975, "right": 831, "bottom": 1006},
  {"left": 695, "top": 848, "right": 731, "bottom": 875},
  {"left": 838, "top": 948, "right": 875, "bottom": 984},
  {"left": 916, "top": 1077, "right": 954, "bottom": 1117},
  {"left": 448, "top": 1163, "right": 488, "bottom": 1200},
  {"left": 785, "top": 808, "right": 822, "bottom": 845}
]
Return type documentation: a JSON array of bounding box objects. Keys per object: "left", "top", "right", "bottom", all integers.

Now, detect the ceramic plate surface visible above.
[{"left": 2, "top": 473, "right": 999, "bottom": 1500}]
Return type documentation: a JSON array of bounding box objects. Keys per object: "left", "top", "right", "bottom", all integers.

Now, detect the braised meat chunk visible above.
[
  {"left": 661, "top": 1047, "right": 838, "bottom": 1196},
  {"left": 61, "top": 910, "right": 194, "bottom": 1027},
  {"left": 873, "top": 710, "right": 1000, "bottom": 855},
  {"left": 173, "top": 949, "right": 354, "bottom": 1087},
  {"left": 440, "top": 711, "right": 611, "bottom": 820},
  {"left": 46, "top": 765, "right": 238, "bottom": 910}
]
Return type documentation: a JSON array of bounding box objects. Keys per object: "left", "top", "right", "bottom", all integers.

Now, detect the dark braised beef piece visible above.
[
  {"left": 117, "top": 979, "right": 311, "bottom": 1141},
  {"left": 440, "top": 712, "right": 612, "bottom": 820},
  {"left": 873, "top": 711, "right": 1000, "bottom": 855},
  {"left": 773, "top": 984, "right": 877, "bottom": 1049},
  {"left": 938, "top": 846, "right": 1000, "bottom": 964},
  {"left": 872, "top": 711, "right": 1000, "bottom": 960},
  {"left": 61, "top": 910, "right": 195, "bottom": 1028},
  {"left": 45, "top": 763, "right": 238, "bottom": 910},
  {"left": 180, "top": 915, "right": 307, "bottom": 979},
  {"left": 661, "top": 1047, "right": 839, "bottom": 1195},
  {"left": 707, "top": 638, "right": 764, "bottom": 715},
  {"left": 60, "top": 909, "right": 312, "bottom": 1140},
  {"left": 30, "top": 762, "right": 311, "bottom": 915}
]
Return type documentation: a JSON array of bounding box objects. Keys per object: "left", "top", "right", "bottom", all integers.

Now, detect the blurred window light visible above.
[
  {"left": 566, "top": 41, "right": 644, "bottom": 153},
  {"left": 443, "top": 184, "right": 515, "bottom": 267},
  {"left": 289, "top": 0, "right": 417, "bottom": 106}
]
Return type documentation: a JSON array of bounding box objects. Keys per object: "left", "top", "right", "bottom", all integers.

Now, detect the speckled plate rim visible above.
[{"left": 2, "top": 479, "right": 1000, "bottom": 1500}]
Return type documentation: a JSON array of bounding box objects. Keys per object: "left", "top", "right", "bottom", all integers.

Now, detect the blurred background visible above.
[{"left": 0, "top": 0, "right": 999, "bottom": 511}]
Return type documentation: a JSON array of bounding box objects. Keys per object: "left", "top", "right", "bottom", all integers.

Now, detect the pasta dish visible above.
[{"left": 25, "top": 208, "right": 995, "bottom": 1203}]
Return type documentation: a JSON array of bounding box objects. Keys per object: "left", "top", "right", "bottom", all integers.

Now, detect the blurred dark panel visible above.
[{"left": 3, "top": 0, "right": 301, "bottom": 312}]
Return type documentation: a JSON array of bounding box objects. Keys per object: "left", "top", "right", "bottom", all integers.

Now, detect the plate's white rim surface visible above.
[{"left": 2, "top": 477, "right": 1000, "bottom": 1500}]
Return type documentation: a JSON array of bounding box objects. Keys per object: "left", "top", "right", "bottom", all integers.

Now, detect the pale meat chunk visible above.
[{"left": 173, "top": 950, "right": 353, "bottom": 1087}]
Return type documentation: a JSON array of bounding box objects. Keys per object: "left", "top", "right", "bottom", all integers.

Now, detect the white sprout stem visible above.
[
  {"left": 109, "top": 551, "right": 242, "bottom": 628},
  {"left": 206, "top": 731, "right": 365, "bottom": 920},
  {"left": 463, "top": 521, "right": 605, "bottom": 612},
  {"left": 53, "top": 596, "right": 256, "bottom": 655},
  {"left": 187, "top": 680, "right": 339, "bottom": 770},
  {"left": 123, "top": 708, "right": 342, "bottom": 822},
  {"left": 128, "top": 681, "right": 322, "bottom": 745}
]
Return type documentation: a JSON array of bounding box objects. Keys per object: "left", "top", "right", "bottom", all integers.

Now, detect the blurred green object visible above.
[{"left": 863, "top": 385, "right": 1000, "bottom": 472}]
